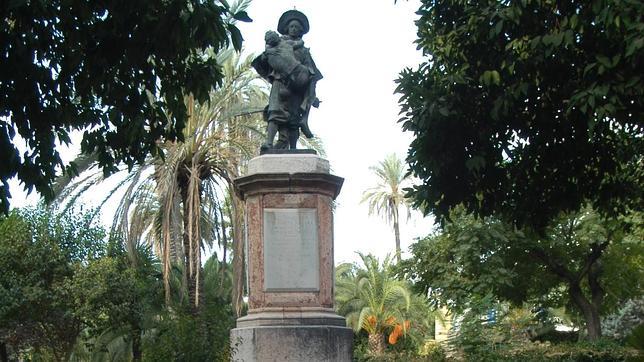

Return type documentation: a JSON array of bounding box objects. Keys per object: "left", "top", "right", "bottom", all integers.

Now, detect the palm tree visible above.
[
  {"left": 54, "top": 46, "right": 326, "bottom": 315},
  {"left": 335, "top": 253, "right": 412, "bottom": 355},
  {"left": 361, "top": 154, "right": 411, "bottom": 261},
  {"left": 53, "top": 48, "right": 268, "bottom": 312}
]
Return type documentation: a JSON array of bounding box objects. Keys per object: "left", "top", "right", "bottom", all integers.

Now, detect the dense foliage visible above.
[
  {"left": 403, "top": 207, "right": 643, "bottom": 340},
  {"left": 0, "top": 206, "right": 235, "bottom": 361},
  {"left": 603, "top": 298, "right": 644, "bottom": 341},
  {"left": 0, "top": 207, "right": 106, "bottom": 360},
  {"left": 0, "top": 0, "right": 252, "bottom": 214},
  {"left": 397, "top": 0, "right": 643, "bottom": 230},
  {"left": 335, "top": 254, "right": 413, "bottom": 355},
  {"left": 336, "top": 254, "right": 440, "bottom": 359}
]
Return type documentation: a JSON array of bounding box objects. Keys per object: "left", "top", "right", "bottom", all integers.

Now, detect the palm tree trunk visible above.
[
  {"left": 368, "top": 332, "right": 386, "bottom": 355},
  {"left": 393, "top": 206, "right": 401, "bottom": 262},
  {"left": 218, "top": 203, "right": 229, "bottom": 298},
  {"left": 179, "top": 173, "right": 204, "bottom": 314},
  {"left": 181, "top": 193, "right": 198, "bottom": 313},
  {"left": 170, "top": 195, "right": 183, "bottom": 264}
]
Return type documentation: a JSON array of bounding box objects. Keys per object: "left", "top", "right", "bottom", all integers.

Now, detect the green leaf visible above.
[
  {"left": 596, "top": 55, "right": 612, "bottom": 68},
  {"left": 232, "top": 11, "right": 252, "bottom": 23},
  {"left": 466, "top": 156, "right": 486, "bottom": 172},
  {"left": 625, "top": 37, "right": 643, "bottom": 57},
  {"left": 227, "top": 24, "right": 243, "bottom": 51},
  {"left": 564, "top": 30, "right": 574, "bottom": 46},
  {"left": 494, "top": 20, "right": 503, "bottom": 36},
  {"left": 552, "top": 32, "right": 564, "bottom": 47},
  {"left": 491, "top": 70, "right": 501, "bottom": 85}
]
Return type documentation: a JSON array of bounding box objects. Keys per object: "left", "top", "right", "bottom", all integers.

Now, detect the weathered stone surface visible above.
[
  {"left": 263, "top": 208, "right": 319, "bottom": 291},
  {"left": 244, "top": 192, "right": 336, "bottom": 310},
  {"left": 247, "top": 154, "right": 330, "bottom": 174},
  {"left": 235, "top": 173, "right": 344, "bottom": 200},
  {"left": 236, "top": 308, "right": 346, "bottom": 328},
  {"left": 230, "top": 154, "right": 352, "bottom": 361},
  {"left": 231, "top": 325, "right": 353, "bottom": 362}
]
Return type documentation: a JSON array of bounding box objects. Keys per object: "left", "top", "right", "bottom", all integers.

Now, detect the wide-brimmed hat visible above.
[{"left": 277, "top": 10, "right": 309, "bottom": 35}]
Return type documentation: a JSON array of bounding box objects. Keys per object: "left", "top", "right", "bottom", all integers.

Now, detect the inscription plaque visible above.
[{"left": 263, "top": 208, "right": 319, "bottom": 291}]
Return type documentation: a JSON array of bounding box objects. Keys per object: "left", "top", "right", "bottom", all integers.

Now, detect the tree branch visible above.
[
  {"left": 528, "top": 246, "right": 576, "bottom": 283},
  {"left": 577, "top": 240, "right": 609, "bottom": 282}
]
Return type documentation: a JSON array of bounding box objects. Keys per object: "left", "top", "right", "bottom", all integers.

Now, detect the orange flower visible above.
[
  {"left": 367, "top": 315, "right": 377, "bottom": 328},
  {"left": 388, "top": 324, "right": 403, "bottom": 345}
]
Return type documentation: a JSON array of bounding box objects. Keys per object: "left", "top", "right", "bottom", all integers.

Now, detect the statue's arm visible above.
[
  {"left": 251, "top": 53, "right": 271, "bottom": 79},
  {"left": 303, "top": 48, "right": 323, "bottom": 81}
]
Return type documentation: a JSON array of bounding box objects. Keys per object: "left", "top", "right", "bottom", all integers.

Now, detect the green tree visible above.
[
  {"left": 403, "top": 207, "right": 644, "bottom": 340},
  {"left": 396, "top": 0, "right": 643, "bottom": 231},
  {"left": 335, "top": 253, "right": 412, "bottom": 355},
  {"left": 361, "top": 154, "right": 411, "bottom": 261},
  {"left": 141, "top": 254, "right": 236, "bottom": 362},
  {"left": 0, "top": 0, "right": 252, "bottom": 214},
  {"left": 0, "top": 206, "right": 106, "bottom": 361},
  {"left": 70, "top": 243, "right": 162, "bottom": 362}
]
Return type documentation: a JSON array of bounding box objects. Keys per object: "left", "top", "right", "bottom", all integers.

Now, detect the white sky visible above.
[{"left": 8, "top": 0, "right": 436, "bottom": 265}]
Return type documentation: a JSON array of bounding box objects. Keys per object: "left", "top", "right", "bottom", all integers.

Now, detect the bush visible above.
[
  {"left": 603, "top": 298, "right": 644, "bottom": 341},
  {"left": 462, "top": 340, "right": 640, "bottom": 362},
  {"left": 422, "top": 340, "right": 448, "bottom": 362},
  {"left": 142, "top": 303, "right": 235, "bottom": 362}
]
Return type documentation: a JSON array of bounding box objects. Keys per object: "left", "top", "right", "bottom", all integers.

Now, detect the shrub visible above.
[
  {"left": 603, "top": 298, "right": 644, "bottom": 341},
  {"left": 463, "top": 340, "right": 640, "bottom": 362}
]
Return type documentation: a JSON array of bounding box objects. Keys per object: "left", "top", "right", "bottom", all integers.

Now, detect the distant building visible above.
[{"left": 435, "top": 307, "right": 452, "bottom": 342}]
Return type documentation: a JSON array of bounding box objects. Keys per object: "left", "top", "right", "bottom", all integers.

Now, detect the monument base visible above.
[
  {"left": 231, "top": 309, "right": 353, "bottom": 361},
  {"left": 230, "top": 324, "right": 353, "bottom": 362},
  {"left": 231, "top": 153, "right": 352, "bottom": 360}
]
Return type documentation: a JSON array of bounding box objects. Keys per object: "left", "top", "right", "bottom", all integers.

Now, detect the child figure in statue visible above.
[{"left": 252, "top": 10, "right": 322, "bottom": 151}]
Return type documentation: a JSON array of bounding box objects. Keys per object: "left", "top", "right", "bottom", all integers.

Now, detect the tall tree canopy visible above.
[
  {"left": 403, "top": 207, "right": 644, "bottom": 340},
  {"left": 0, "top": 0, "right": 252, "bottom": 213},
  {"left": 397, "top": 0, "right": 643, "bottom": 230}
]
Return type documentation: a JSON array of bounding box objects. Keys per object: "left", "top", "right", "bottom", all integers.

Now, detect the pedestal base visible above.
[
  {"left": 230, "top": 324, "right": 353, "bottom": 362},
  {"left": 231, "top": 154, "right": 352, "bottom": 360},
  {"left": 231, "top": 309, "right": 352, "bottom": 361}
]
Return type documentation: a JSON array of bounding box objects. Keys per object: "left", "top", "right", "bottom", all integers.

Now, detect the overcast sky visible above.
[{"left": 8, "top": 0, "right": 436, "bottom": 265}]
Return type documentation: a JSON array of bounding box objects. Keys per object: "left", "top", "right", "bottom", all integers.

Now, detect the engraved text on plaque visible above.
[{"left": 263, "top": 208, "right": 319, "bottom": 291}]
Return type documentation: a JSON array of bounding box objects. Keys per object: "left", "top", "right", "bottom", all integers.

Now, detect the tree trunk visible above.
[
  {"left": 180, "top": 180, "right": 202, "bottom": 314},
  {"left": 131, "top": 326, "right": 142, "bottom": 362},
  {"left": 182, "top": 197, "right": 196, "bottom": 312},
  {"left": 531, "top": 240, "right": 608, "bottom": 341},
  {"left": 170, "top": 194, "right": 183, "bottom": 264},
  {"left": 230, "top": 191, "right": 246, "bottom": 317},
  {"left": 1, "top": 342, "right": 8, "bottom": 362},
  {"left": 393, "top": 206, "right": 401, "bottom": 262},
  {"left": 568, "top": 282, "right": 602, "bottom": 340},
  {"left": 218, "top": 203, "right": 229, "bottom": 298},
  {"left": 368, "top": 332, "right": 386, "bottom": 355}
]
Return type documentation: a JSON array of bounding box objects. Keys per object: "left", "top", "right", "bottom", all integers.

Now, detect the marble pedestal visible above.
[{"left": 230, "top": 153, "right": 353, "bottom": 362}]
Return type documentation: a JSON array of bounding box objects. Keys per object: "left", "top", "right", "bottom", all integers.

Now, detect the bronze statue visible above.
[{"left": 252, "top": 10, "right": 322, "bottom": 151}]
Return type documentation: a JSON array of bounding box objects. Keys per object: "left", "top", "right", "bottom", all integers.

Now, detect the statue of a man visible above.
[{"left": 252, "top": 10, "right": 322, "bottom": 151}]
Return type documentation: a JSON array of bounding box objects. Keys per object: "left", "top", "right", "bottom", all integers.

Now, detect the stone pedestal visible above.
[{"left": 230, "top": 153, "right": 353, "bottom": 362}]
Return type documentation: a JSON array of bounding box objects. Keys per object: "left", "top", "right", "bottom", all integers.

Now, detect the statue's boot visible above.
[{"left": 261, "top": 121, "right": 279, "bottom": 150}]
